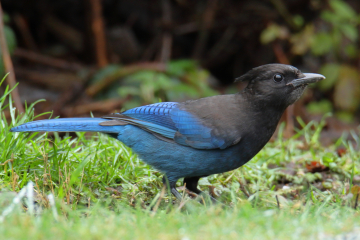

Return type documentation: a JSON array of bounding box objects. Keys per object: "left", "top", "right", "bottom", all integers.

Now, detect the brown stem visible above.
[
  {"left": 45, "top": 15, "right": 83, "bottom": 51},
  {"left": 88, "top": 0, "right": 108, "bottom": 67},
  {"left": 270, "top": 0, "right": 299, "bottom": 30},
  {"left": 276, "top": 195, "right": 280, "bottom": 209},
  {"left": 61, "top": 98, "right": 128, "bottom": 116},
  {"left": 14, "top": 48, "right": 83, "bottom": 71},
  {"left": 238, "top": 179, "right": 250, "bottom": 198},
  {"left": 160, "top": 0, "right": 172, "bottom": 62},
  {"left": 0, "top": 3, "right": 24, "bottom": 113},
  {"left": 13, "top": 14, "right": 38, "bottom": 51},
  {"left": 272, "top": 41, "right": 290, "bottom": 65},
  {"left": 192, "top": 0, "right": 217, "bottom": 60}
]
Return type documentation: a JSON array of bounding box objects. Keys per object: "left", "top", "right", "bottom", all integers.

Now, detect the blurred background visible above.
[{"left": 1, "top": 0, "right": 360, "bottom": 142}]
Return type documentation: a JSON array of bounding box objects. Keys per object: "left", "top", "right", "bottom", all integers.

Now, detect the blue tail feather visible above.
[{"left": 10, "top": 118, "right": 122, "bottom": 133}]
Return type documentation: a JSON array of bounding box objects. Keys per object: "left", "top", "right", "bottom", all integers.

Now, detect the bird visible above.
[{"left": 11, "top": 64, "right": 325, "bottom": 201}]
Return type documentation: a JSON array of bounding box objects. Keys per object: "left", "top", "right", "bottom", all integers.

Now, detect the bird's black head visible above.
[{"left": 236, "top": 64, "right": 325, "bottom": 108}]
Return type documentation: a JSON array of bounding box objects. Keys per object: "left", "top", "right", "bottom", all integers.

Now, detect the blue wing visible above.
[
  {"left": 104, "top": 101, "right": 236, "bottom": 150},
  {"left": 103, "top": 102, "right": 178, "bottom": 140},
  {"left": 122, "top": 102, "right": 178, "bottom": 130}
]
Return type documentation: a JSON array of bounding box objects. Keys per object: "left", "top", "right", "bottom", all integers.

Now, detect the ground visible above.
[{"left": 1, "top": 82, "right": 360, "bottom": 240}]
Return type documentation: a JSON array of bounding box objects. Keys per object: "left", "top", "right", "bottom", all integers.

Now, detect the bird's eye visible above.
[{"left": 273, "top": 74, "right": 284, "bottom": 83}]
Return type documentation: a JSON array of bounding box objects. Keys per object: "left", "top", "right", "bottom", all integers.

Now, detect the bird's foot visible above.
[{"left": 196, "top": 192, "right": 225, "bottom": 207}]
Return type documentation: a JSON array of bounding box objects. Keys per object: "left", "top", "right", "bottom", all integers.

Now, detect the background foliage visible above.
[
  {"left": 0, "top": 0, "right": 360, "bottom": 123},
  {"left": 1, "top": 1, "right": 360, "bottom": 238}
]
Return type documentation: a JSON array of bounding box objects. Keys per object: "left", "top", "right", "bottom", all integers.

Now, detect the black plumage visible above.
[{"left": 11, "top": 64, "right": 325, "bottom": 201}]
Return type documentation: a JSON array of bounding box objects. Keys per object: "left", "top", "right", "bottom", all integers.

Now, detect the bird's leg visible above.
[
  {"left": 183, "top": 177, "right": 219, "bottom": 204},
  {"left": 183, "top": 176, "right": 201, "bottom": 194},
  {"left": 162, "top": 176, "right": 182, "bottom": 200}
]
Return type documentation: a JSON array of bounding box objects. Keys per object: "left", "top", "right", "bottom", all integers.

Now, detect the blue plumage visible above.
[
  {"left": 10, "top": 118, "right": 123, "bottom": 133},
  {"left": 106, "top": 101, "right": 227, "bottom": 149},
  {"left": 10, "top": 64, "right": 325, "bottom": 201},
  {"left": 120, "top": 102, "right": 178, "bottom": 130}
]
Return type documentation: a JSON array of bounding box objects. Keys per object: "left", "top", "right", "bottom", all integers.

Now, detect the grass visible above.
[
  {"left": 1, "top": 76, "right": 360, "bottom": 239},
  {"left": 1, "top": 203, "right": 360, "bottom": 239}
]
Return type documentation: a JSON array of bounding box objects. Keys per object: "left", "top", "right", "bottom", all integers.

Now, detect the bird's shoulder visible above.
[
  {"left": 170, "top": 94, "right": 247, "bottom": 149},
  {"left": 178, "top": 94, "right": 244, "bottom": 118}
]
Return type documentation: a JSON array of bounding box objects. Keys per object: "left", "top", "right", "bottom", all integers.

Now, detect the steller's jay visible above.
[{"left": 11, "top": 64, "right": 325, "bottom": 201}]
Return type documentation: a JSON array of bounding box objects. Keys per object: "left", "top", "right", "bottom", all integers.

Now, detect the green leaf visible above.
[
  {"left": 335, "top": 111, "right": 354, "bottom": 123},
  {"left": 89, "top": 64, "right": 122, "bottom": 84},
  {"left": 340, "top": 24, "right": 358, "bottom": 41},
  {"left": 0, "top": 26, "right": 17, "bottom": 77},
  {"left": 167, "top": 59, "right": 197, "bottom": 77},
  {"left": 150, "top": 73, "right": 174, "bottom": 90},
  {"left": 2, "top": 12, "right": 10, "bottom": 23},
  {"left": 330, "top": 0, "right": 357, "bottom": 20},
  {"left": 118, "top": 86, "right": 140, "bottom": 98},
  {"left": 306, "top": 100, "right": 333, "bottom": 115},
  {"left": 318, "top": 63, "right": 340, "bottom": 90},
  {"left": 333, "top": 65, "right": 360, "bottom": 112},
  {"left": 260, "top": 23, "right": 289, "bottom": 44},
  {"left": 165, "top": 83, "right": 199, "bottom": 100},
  {"left": 290, "top": 24, "right": 314, "bottom": 55},
  {"left": 321, "top": 10, "right": 336, "bottom": 24},
  {"left": 344, "top": 44, "right": 358, "bottom": 58},
  {"left": 4, "top": 26, "right": 17, "bottom": 53},
  {"left": 293, "top": 15, "right": 304, "bottom": 27},
  {"left": 310, "top": 33, "right": 333, "bottom": 55}
]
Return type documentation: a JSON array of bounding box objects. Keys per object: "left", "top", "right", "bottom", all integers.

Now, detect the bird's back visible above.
[{"left": 112, "top": 93, "right": 283, "bottom": 180}]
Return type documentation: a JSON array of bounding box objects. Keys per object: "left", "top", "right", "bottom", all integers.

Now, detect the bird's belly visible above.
[{"left": 115, "top": 125, "right": 256, "bottom": 181}]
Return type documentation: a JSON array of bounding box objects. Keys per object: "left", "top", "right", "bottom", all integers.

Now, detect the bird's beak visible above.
[{"left": 287, "top": 73, "right": 325, "bottom": 87}]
